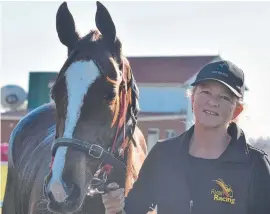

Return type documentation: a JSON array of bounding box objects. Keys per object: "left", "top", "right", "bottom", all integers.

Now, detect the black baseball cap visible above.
[{"left": 191, "top": 60, "right": 245, "bottom": 98}]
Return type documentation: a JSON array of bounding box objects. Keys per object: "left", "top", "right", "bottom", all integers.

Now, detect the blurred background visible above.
[{"left": 1, "top": 0, "right": 270, "bottom": 207}]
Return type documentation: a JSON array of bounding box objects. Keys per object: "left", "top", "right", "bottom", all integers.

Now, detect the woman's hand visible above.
[{"left": 102, "top": 183, "right": 125, "bottom": 214}]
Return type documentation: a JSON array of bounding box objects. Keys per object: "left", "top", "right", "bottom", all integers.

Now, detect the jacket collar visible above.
[{"left": 178, "top": 122, "right": 250, "bottom": 163}]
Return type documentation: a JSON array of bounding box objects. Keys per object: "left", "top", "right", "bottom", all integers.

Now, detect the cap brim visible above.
[{"left": 191, "top": 78, "right": 242, "bottom": 98}]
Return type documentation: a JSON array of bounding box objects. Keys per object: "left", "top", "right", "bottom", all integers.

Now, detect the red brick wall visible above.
[
  {"left": 1, "top": 118, "right": 187, "bottom": 144},
  {"left": 1, "top": 120, "right": 19, "bottom": 143},
  {"left": 138, "top": 119, "right": 186, "bottom": 140}
]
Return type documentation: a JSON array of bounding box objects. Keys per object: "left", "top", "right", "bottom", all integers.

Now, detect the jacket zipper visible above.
[{"left": 189, "top": 200, "right": 194, "bottom": 213}]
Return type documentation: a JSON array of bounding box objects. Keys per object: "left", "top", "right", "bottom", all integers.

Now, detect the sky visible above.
[{"left": 1, "top": 1, "right": 270, "bottom": 139}]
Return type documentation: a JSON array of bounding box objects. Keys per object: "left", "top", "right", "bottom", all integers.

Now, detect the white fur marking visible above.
[
  {"left": 64, "top": 60, "right": 100, "bottom": 138},
  {"left": 51, "top": 60, "right": 100, "bottom": 178}
]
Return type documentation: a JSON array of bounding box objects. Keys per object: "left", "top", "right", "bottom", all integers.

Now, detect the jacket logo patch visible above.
[{"left": 211, "top": 179, "right": 236, "bottom": 205}]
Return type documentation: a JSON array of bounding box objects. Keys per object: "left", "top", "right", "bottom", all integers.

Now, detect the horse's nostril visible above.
[{"left": 48, "top": 179, "right": 74, "bottom": 203}]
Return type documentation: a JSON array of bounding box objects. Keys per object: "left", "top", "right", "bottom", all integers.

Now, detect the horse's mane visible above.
[{"left": 126, "top": 63, "right": 140, "bottom": 145}]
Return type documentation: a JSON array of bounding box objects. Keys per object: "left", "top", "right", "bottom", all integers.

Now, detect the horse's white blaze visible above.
[
  {"left": 64, "top": 60, "right": 100, "bottom": 138},
  {"left": 51, "top": 60, "right": 100, "bottom": 180}
]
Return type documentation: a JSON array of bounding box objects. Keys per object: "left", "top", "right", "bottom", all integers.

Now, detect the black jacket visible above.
[{"left": 124, "top": 123, "right": 270, "bottom": 214}]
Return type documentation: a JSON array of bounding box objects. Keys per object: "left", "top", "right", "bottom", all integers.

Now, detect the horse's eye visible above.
[{"left": 104, "top": 90, "right": 115, "bottom": 101}]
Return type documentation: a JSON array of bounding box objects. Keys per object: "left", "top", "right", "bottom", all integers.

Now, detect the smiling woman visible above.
[
  {"left": 102, "top": 60, "right": 270, "bottom": 214},
  {"left": 191, "top": 81, "right": 243, "bottom": 129}
]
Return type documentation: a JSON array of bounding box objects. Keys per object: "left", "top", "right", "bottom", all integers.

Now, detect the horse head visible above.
[{"left": 43, "top": 1, "right": 139, "bottom": 213}]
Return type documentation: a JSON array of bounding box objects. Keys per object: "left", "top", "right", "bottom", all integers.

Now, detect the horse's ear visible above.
[
  {"left": 56, "top": 2, "right": 79, "bottom": 49},
  {"left": 95, "top": 1, "right": 116, "bottom": 46}
]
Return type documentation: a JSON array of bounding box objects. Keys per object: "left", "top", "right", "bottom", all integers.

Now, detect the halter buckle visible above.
[{"left": 89, "top": 144, "right": 103, "bottom": 159}]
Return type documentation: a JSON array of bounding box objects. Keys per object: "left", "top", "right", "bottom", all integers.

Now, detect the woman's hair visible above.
[{"left": 186, "top": 86, "right": 197, "bottom": 99}]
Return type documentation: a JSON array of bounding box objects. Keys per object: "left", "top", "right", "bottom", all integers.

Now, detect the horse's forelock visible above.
[
  {"left": 50, "top": 30, "right": 104, "bottom": 99},
  {"left": 83, "top": 30, "right": 102, "bottom": 42}
]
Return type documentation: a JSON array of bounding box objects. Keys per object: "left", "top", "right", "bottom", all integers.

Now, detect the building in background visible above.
[
  {"left": 1, "top": 72, "right": 58, "bottom": 143},
  {"left": 128, "top": 55, "right": 219, "bottom": 151},
  {"left": 1, "top": 55, "right": 220, "bottom": 151},
  {"left": 27, "top": 72, "right": 58, "bottom": 111},
  {"left": 1, "top": 110, "right": 27, "bottom": 143}
]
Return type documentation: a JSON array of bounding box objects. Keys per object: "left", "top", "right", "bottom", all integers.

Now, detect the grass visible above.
[{"left": 0, "top": 162, "right": 8, "bottom": 213}]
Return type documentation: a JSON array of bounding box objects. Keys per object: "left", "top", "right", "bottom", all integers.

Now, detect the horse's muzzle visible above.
[
  {"left": 43, "top": 173, "right": 83, "bottom": 213},
  {"left": 48, "top": 178, "right": 75, "bottom": 202},
  {"left": 44, "top": 171, "right": 79, "bottom": 205}
]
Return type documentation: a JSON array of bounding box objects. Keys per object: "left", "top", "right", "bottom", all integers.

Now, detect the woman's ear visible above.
[{"left": 232, "top": 103, "right": 244, "bottom": 121}]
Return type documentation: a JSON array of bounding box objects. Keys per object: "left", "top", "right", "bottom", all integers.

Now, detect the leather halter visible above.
[{"left": 49, "top": 48, "right": 132, "bottom": 195}]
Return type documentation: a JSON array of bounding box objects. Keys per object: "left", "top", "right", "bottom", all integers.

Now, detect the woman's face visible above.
[{"left": 192, "top": 80, "right": 241, "bottom": 129}]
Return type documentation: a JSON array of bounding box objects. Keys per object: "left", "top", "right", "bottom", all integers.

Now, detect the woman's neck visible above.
[{"left": 189, "top": 123, "right": 231, "bottom": 159}]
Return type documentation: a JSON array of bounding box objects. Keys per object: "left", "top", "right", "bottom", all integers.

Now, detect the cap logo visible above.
[
  {"left": 217, "top": 63, "right": 226, "bottom": 70},
  {"left": 212, "top": 70, "right": 229, "bottom": 77}
]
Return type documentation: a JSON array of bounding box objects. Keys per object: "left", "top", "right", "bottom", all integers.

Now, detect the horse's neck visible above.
[{"left": 124, "top": 133, "right": 146, "bottom": 196}]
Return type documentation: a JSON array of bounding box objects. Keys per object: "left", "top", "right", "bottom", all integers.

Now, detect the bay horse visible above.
[{"left": 3, "top": 2, "right": 151, "bottom": 213}]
